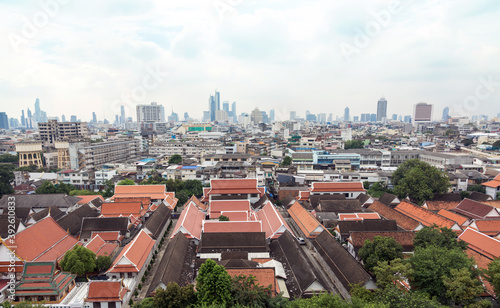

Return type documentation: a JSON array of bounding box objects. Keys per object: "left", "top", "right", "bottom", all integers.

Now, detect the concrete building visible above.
[
  {"left": 377, "top": 97, "right": 387, "bottom": 122},
  {"left": 38, "top": 119, "right": 89, "bottom": 145},
  {"left": 136, "top": 102, "right": 165, "bottom": 128},
  {"left": 16, "top": 142, "right": 44, "bottom": 168},
  {"left": 79, "top": 139, "right": 141, "bottom": 171}
]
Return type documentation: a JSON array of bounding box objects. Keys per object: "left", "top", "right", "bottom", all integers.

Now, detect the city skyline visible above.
[{"left": 1, "top": 1, "right": 500, "bottom": 120}]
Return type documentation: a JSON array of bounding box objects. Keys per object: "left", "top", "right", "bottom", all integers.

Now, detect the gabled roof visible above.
[
  {"left": 80, "top": 217, "right": 129, "bottom": 239},
  {"left": 256, "top": 201, "right": 292, "bottom": 239},
  {"left": 199, "top": 232, "right": 268, "bottom": 253},
  {"left": 368, "top": 201, "right": 421, "bottom": 231},
  {"left": 28, "top": 206, "right": 65, "bottom": 223},
  {"left": 208, "top": 200, "right": 251, "bottom": 219},
  {"left": 77, "top": 195, "right": 105, "bottom": 206},
  {"left": 269, "top": 231, "right": 324, "bottom": 298},
  {"left": 3, "top": 216, "right": 79, "bottom": 262},
  {"left": 311, "top": 230, "right": 372, "bottom": 292},
  {"left": 148, "top": 232, "right": 192, "bottom": 295},
  {"left": 469, "top": 191, "right": 493, "bottom": 202},
  {"left": 423, "top": 200, "right": 460, "bottom": 212},
  {"left": 378, "top": 192, "right": 399, "bottom": 206},
  {"left": 107, "top": 230, "right": 155, "bottom": 273},
  {"left": 482, "top": 174, "right": 500, "bottom": 188},
  {"left": 101, "top": 201, "right": 142, "bottom": 216},
  {"left": 310, "top": 182, "right": 365, "bottom": 193},
  {"left": 113, "top": 184, "right": 169, "bottom": 200},
  {"left": 338, "top": 213, "right": 380, "bottom": 221},
  {"left": 84, "top": 235, "right": 118, "bottom": 257},
  {"left": 458, "top": 227, "right": 500, "bottom": 260},
  {"left": 395, "top": 200, "right": 460, "bottom": 230},
  {"left": 437, "top": 209, "right": 469, "bottom": 226},
  {"left": 349, "top": 231, "right": 416, "bottom": 248},
  {"left": 469, "top": 219, "right": 500, "bottom": 236},
  {"left": 317, "top": 199, "right": 362, "bottom": 213},
  {"left": 15, "top": 261, "right": 76, "bottom": 297},
  {"left": 171, "top": 202, "right": 205, "bottom": 240},
  {"left": 0, "top": 194, "right": 81, "bottom": 219},
  {"left": 144, "top": 203, "right": 172, "bottom": 239},
  {"left": 336, "top": 220, "right": 398, "bottom": 236},
  {"left": 86, "top": 281, "right": 128, "bottom": 302},
  {"left": 0, "top": 214, "right": 22, "bottom": 238},
  {"left": 287, "top": 201, "right": 324, "bottom": 238},
  {"left": 205, "top": 178, "right": 262, "bottom": 196},
  {"left": 203, "top": 221, "right": 262, "bottom": 233},
  {"left": 431, "top": 193, "right": 462, "bottom": 202},
  {"left": 453, "top": 198, "right": 500, "bottom": 220},
  {"left": 56, "top": 204, "right": 100, "bottom": 236},
  {"left": 184, "top": 195, "right": 207, "bottom": 211}
]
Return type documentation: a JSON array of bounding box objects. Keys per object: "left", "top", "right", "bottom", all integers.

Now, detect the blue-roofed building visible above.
[{"left": 313, "top": 151, "right": 360, "bottom": 170}]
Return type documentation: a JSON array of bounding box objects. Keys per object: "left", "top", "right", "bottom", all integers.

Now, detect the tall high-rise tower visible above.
[
  {"left": 442, "top": 107, "right": 450, "bottom": 121},
  {"left": 120, "top": 105, "right": 125, "bottom": 124},
  {"left": 377, "top": 97, "right": 387, "bottom": 122},
  {"left": 344, "top": 107, "right": 350, "bottom": 122}
]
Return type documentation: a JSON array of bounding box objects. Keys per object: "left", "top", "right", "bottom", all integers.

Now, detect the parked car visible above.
[{"left": 297, "top": 237, "right": 306, "bottom": 245}]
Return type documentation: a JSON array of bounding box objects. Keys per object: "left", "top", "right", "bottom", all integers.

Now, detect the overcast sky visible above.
[{"left": 1, "top": 0, "right": 500, "bottom": 122}]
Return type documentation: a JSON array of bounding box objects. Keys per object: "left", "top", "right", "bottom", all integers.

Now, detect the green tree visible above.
[
  {"left": 0, "top": 165, "right": 14, "bottom": 197},
  {"left": 59, "top": 245, "right": 97, "bottom": 276},
  {"left": 392, "top": 159, "right": 450, "bottom": 205},
  {"left": 281, "top": 156, "right": 292, "bottom": 166},
  {"left": 358, "top": 236, "right": 404, "bottom": 272},
  {"left": 69, "top": 189, "right": 100, "bottom": 196},
  {"left": 168, "top": 154, "right": 183, "bottom": 164},
  {"left": 218, "top": 215, "right": 230, "bottom": 221},
  {"left": 96, "top": 255, "right": 112, "bottom": 272},
  {"left": 372, "top": 286, "right": 444, "bottom": 308},
  {"left": 133, "top": 297, "right": 155, "bottom": 308},
  {"left": 462, "top": 138, "right": 474, "bottom": 146},
  {"left": 468, "top": 184, "right": 486, "bottom": 194},
  {"left": 367, "top": 182, "right": 389, "bottom": 199},
  {"left": 461, "top": 191, "right": 471, "bottom": 199},
  {"left": 102, "top": 180, "right": 115, "bottom": 198},
  {"left": 196, "top": 259, "right": 232, "bottom": 306},
  {"left": 230, "top": 275, "right": 274, "bottom": 307},
  {"left": 35, "top": 181, "right": 58, "bottom": 194},
  {"left": 485, "top": 258, "right": 500, "bottom": 295},
  {"left": 372, "top": 258, "right": 412, "bottom": 289},
  {"left": 117, "top": 179, "right": 135, "bottom": 185},
  {"left": 344, "top": 139, "right": 365, "bottom": 149},
  {"left": 409, "top": 245, "right": 474, "bottom": 300},
  {"left": 442, "top": 267, "right": 484, "bottom": 307},
  {"left": 0, "top": 154, "right": 18, "bottom": 162},
  {"left": 413, "top": 226, "right": 467, "bottom": 251}
]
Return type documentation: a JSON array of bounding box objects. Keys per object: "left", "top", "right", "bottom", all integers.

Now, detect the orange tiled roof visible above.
[
  {"left": 171, "top": 202, "right": 205, "bottom": 240},
  {"left": 424, "top": 201, "right": 460, "bottom": 211},
  {"left": 256, "top": 201, "right": 292, "bottom": 239},
  {"left": 209, "top": 200, "right": 251, "bottom": 219},
  {"left": 437, "top": 209, "right": 468, "bottom": 226},
  {"left": 101, "top": 201, "right": 142, "bottom": 216},
  {"left": 395, "top": 200, "right": 458, "bottom": 229},
  {"left": 77, "top": 195, "right": 104, "bottom": 205},
  {"left": 86, "top": 281, "right": 127, "bottom": 302},
  {"left": 470, "top": 219, "right": 500, "bottom": 236},
  {"left": 206, "top": 179, "right": 263, "bottom": 196},
  {"left": 482, "top": 174, "right": 500, "bottom": 188},
  {"left": 107, "top": 230, "right": 155, "bottom": 273},
  {"left": 368, "top": 201, "right": 421, "bottom": 231},
  {"left": 458, "top": 227, "right": 500, "bottom": 260},
  {"left": 287, "top": 201, "right": 324, "bottom": 238},
  {"left": 310, "top": 182, "right": 365, "bottom": 193},
  {"left": 4, "top": 216, "right": 79, "bottom": 262},
  {"left": 221, "top": 211, "right": 249, "bottom": 221},
  {"left": 465, "top": 249, "right": 496, "bottom": 298},
  {"left": 113, "top": 184, "right": 168, "bottom": 200},
  {"left": 114, "top": 197, "right": 151, "bottom": 207},
  {"left": 226, "top": 268, "right": 276, "bottom": 295}
]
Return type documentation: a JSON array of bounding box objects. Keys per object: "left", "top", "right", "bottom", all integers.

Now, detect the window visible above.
[{"left": 108, "top": 302, "right": 116, "bottom": 308}]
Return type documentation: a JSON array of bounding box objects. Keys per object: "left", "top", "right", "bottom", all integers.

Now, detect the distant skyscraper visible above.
[
  {"left": 92, "top": 112, "right": 97, "bottom": 123},
  {"left": 9, "top": 118, "right": 19, "bottom": 129},
  {"left": 414, "top": 102, "right": 433, "bottom": 124},
  {"left": 61, "top": 115, "right": 66, "bottom": 122},
  {"left": 184, "top": 112, "right": 189, "bottom": 121},
  {"left": 21, "top": 110, "right": 25, "bottom": 127},
  {"left": 136, "top": 102, "right": 165, "bottom": 126},
  {"left": 120, "top": 105, "right": 125, "bottom": 124},
  {"left": 318, "top": 113, "right": 326, "bottom": 124},
  {"left": 34, "top": 98, "right": 41, "bottom": 122},
  {"left": 70, "top": 115, "right": 77, "bottom": 122},
  {"left": 215, "top": 90, "right": 220, "bottom": 111},
  {"left": 327, "top": 113, "right": 333, "bottom": 123},
  {"left": 115, "top": 115, "right": 119, "bottom": 124},
  {"left": 251, "top": 108, "right": 263, "bottom": 124},
  {"left": 223, "top": 101, "right": 229, "bottom": 113},
  {"left": 360, "top": 114, "right": 366, "bottom": 122},
  {"left": 290, "top": 111, "right": 296, "bottom": 120},
  {"left": 269, "top": 109, "right": 275, "bottom": 122},
  {"left": 442, "top": 107, "right": 450, "bottom": 122},
  {"left": 370, "top": 114, "right": 377, "bottom": 122},
  {"left": 353, "top": 116, "right": 359, "bottom": 122},
  {"left": 0, "top": 112, "right": 9, "bottom": 129},
  {"left": 27, "top": 108, "right": 33, "bottom": 128},
  {"left": 376, "top": 97, "right": 387, "bottom": 122},
  {"left": 231, "top": 102, "right": 236, "bottom": 117},
  {"left": 392, "top": 114, "right": 398, "bottom": 121},
  {"left": 344, "top": 107, "right": 350, "bottom": 122},
  {"left": 404, "top": 115, "right": 411, "bottom": 123}
]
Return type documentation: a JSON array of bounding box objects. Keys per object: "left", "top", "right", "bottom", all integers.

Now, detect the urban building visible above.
[
  {"left": 16, "top": 142, "right": 44, "bottom": 168},
  {"left": 0, "top": 112, "right": 8, "bottom": 129},
  {"left": 38, "top": 119, "right": 89, "bottom": 145},
  {"left": 79, "top": 139, "right": 141, "bottom": 171},
  {"left": 136, "top": 102, "right": 165, "bottom": 128},
  {"left": 344, "top": 107, "right": 350, "bottom": 122},
  {"left": 376, "top": 97, "right": 387, "bottom": 122},
  {"left": 413, "top": 102, "right": 433, "bottom": 123}
]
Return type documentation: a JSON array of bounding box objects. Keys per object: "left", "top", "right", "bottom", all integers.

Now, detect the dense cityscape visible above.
[{"left": 2, "top": 0, "right": 500, "bottom": 307}]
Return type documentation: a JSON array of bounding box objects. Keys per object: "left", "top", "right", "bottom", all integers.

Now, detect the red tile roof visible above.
[
  {"left": 368, "top": 201, "right": 421, "bottom": 231},
  {"left": 297, "top": 190, "right": 311, "bottom": 201},
  {"left": 482, "top": 174, "right": 500, "bottom": 188},
  {"left": 221, "top": 211, "right": 250, "bottom": 221},
  {"left": 437, "top": 209, "right": 469, "bottom": 226},
  {"left": 76, "top": 195, "right": 104, "bottom": 205},
  {"left": 458, "top": 227, "right": 500, "bottom": 260},
  {"left": 287, "top": 201, "right": 324, "bottom": 238},
  {"left": 203, "top": 221, "right": 262, "bottom": 233},
  {"left": 256, "top": 201, "right": 292, "bottom": 239},
  {"left": 114, "top": 197, "right": 151, "bottom": 207},
  {"left": 85, "top": 235, "right": 118, "bottom": 257},
  {"left": 86, "top": 281, "right": 128, "bottom": 302},
  {"left": 92, "top": 231, "right": 121, "bottom": 242},
  {"left": 101, "top": 201, "right": 142, "bottom": 216},
  {"left": 310, "top": 182, "right": 365, "bottom": 193},
  {"left": 423, "top": 201, "right": 460, "bottom": 212},
  {"left": 107, "top": 230, "right": 155, "bottom": 273},
  {"left": 171, "top": 202, "right": 205, "bottom": 240},
  {"left": 4, "top": 216, "right": 79, "bottom": 262},
  {"left": 395, "top": 200, "right": 460, "bottom": 230},
  {"left": 113, "top": 184, "right": 169, "bottom": 200},
  {"left": 454, "top": 199, "right": 500, "bottom": 220},
  {"left": 204, "top": 179, "right": 263, "bottom": 197},
  {"left": 209, "top": 200, "right": 251, "bottom": 219},
  {"left": 469, "top": 219, "right": 500, "bottom": 236},
  {"left": 338, "top": 213, "right": 381, "bottom": 221},
  {"left": 226, "top": 268, "right": 276, "bottom": 295}
]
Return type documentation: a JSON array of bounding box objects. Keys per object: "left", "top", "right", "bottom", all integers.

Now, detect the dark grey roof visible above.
[
  {"left": 56, "top": 204, "right": 100, "bottom": 236},
  {"left": 80, "top": 217, "right": 129, "bottom": 239},
  {"left": 0, "top": 214, "right": 21, "bottom": 238},
  {"left": 29, "top": 206, "right": 65, "bottom": 223},
  {"left": 336, "top": 220, "right": 398, "bottom": 238},
  {"left": 199, "top": 232, "right": 268, "bottom": 253},
  {"left": 378, "top": 192, "right": 398, "bottom": 206},
  {"left": 468, "top": 191, "right": 492, "bottom": 202},
  {"left": 356, "top": 193, "right": 370, "bottom": 205},
  {"left": 0, "top": 194, "right": 81, "bottom": 220},
  {"left": 269, "top": 231, "right": 321, "bottom": 298},
  {"left": 144, "top": 203, "right": 172, "bottom": 239},
  {"left": 431, "top": 193, "right": 461, "bottom": 202},
  {"left": 147, "top": 233, "right": 193, "bottom": 295},
  {"left": 318, "top": 199, "right": 363, "bottom": 213},
  {"left": 309, "top": 194, "right": 346, "bottom": 209},
  {"left": 252, "top": 195, "right": 269, "bottom": 209},
  {"left": 219, "top": 259, "right": 259, "bottom": 268},
  {"left": 311, "top": 230, "right": 372, "bottom": 291}
]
